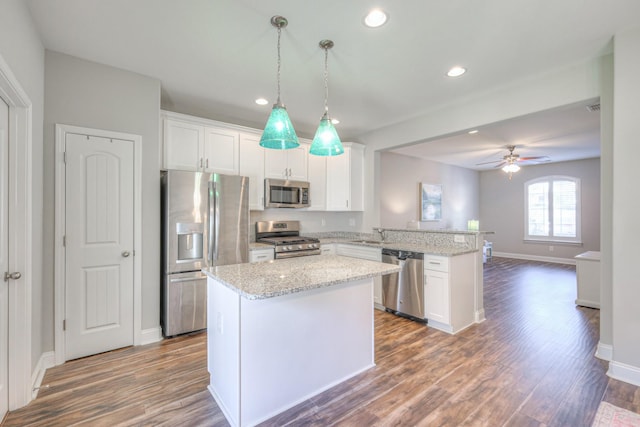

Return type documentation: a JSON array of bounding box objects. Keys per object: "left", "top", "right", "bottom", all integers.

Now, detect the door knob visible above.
[
  {"left": 122, "top": 251, "right": 131, "bottom": 258},
  {"left": 4, "top": 272, "right": 21, "bottom": 281}
]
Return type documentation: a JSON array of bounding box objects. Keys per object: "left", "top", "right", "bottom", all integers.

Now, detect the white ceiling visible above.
[{"left": 26, "top": 0, "right": 638, "bottom": 166}]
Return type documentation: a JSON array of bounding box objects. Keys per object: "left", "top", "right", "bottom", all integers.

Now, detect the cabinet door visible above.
[
  {"left": 239, "top": 133, "right": 265, "bottom": 210},
  {"left": 203, "top": 127, "right": 239, "bottom": 175},
  {"left": 307, "top": 148, "right": 326, "bottom": 210},
  {"left": 349, "top": 144, "right": 365, "bottom": 211},
  {"left": 287, "top": 144, "right": 308, "bottom": 181},
  {"left": 425, "top": 270, "right": 450, "bottom": 324},
  {"left": 164, "top": 119, "right": 203, "bottom": 171},
  {"left": 264, "top": 149, "right": 289, "bottom": 179},
  {"left": 326, "top": 147, "right": 351, "bottom": 210}
]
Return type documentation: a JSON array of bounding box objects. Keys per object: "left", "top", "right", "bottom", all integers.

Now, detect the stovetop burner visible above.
[
  {"left": 258, "top": 235, "right": 320, "bottom": 245},
  {"left": 255, "top": 220, "right": 321, "bottom": 259}
]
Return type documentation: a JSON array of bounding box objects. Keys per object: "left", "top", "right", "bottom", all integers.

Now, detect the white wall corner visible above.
[
  {"left": 596, "top": 342, "right": 613, "bottom": 361},
  {"left": 31, "top": 351, "right": 55, "bottom": 399},
  {"left": 140, "top": 327, "right": 163, "bottom": 346},
  {"left": 607, "top": 360, "right": 640, "bottom": 387}
]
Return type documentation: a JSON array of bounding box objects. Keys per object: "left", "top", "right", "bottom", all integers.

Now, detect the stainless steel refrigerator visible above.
[{"left": 161, "top": 170, "right": 249, "bottom": 337}]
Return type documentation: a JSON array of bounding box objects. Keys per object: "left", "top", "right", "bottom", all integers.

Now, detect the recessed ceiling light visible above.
[
  {"left": 331, "top": 118, "right": 340, "bottom": 125},
  {"left": 364, "top": 9, "right": 388, "bottom": 28},
  {"left": 447, "top": 66, "right": 466, "bottom": 77},
  {"left": 468, "top": 129, "right": 478, "bottom": 134},
  {"left": 255, "top": 98, "right": 269, "bottom": 106}
]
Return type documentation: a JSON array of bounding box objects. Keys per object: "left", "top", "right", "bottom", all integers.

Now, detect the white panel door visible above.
[
  {"left": 65, "top": 133, "right": 135, "bottom": 360},
  {"left": 0, "top": 97, "right": 9, "bottom": 421}
]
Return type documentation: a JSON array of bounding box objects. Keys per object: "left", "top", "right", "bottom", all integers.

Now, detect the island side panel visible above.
[
  {"left": 207, "top": 277, "right": 241, "bottom": 427},
  {"left": 239, "top": 278, "right": 375, "bottom": 427}
]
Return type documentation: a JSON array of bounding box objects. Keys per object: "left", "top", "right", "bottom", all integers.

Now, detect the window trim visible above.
[{"left": 524, "top": 175, "right": 582, "bottom": 244}]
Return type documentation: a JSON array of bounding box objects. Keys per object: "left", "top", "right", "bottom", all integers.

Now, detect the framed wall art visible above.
[{"left": 421, "top": 183, "right": 442, "bottom": 221}]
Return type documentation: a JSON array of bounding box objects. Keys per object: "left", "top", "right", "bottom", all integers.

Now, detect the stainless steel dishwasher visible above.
[{"left": 381, "top": 249, "right": 425, "bottom": 321}]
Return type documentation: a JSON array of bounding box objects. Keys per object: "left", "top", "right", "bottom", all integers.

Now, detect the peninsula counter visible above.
[{"left": 203, "top": 255, "right": 400, "bottom": 427}]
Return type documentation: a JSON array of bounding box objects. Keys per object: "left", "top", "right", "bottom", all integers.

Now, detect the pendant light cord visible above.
[
  {"left": 323, "top": 47, "right": 329, "bottom": 113},
  {"left": 276, "top": 25, "right": 282, "bottom": 105}
]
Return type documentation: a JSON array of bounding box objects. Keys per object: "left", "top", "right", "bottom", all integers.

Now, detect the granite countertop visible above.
[
  {"left": 203, "top": 255, "right": 400, "bottom": 300},
  {"left": 317, "top": 237, "right": 477, "bottom": 256}
]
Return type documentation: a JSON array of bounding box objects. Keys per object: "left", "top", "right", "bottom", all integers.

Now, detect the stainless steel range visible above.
[{"left": 256, "top": 220, "right": 320, "bottom": 259}]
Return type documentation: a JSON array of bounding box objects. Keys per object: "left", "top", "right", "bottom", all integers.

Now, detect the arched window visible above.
[{"left": 524, "top": 176, "right": 581, "bottom": 243}]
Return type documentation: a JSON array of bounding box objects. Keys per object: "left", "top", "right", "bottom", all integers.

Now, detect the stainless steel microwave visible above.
[{"left": 264, "top": 178, "right": 310, "bottom": 208}]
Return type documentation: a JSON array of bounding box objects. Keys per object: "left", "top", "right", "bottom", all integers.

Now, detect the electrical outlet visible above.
[
  {"left": 454, "top": 235, "right": 465, "bottom": 243},
  {"left": 549, "top": 246, "right": 554, "bottom": 252},
  {"left": 349, "top": 218, "right": 356, "bottom": 227},
  {"left": 321, "top": 218, "right": 326, "bottom": 227}
]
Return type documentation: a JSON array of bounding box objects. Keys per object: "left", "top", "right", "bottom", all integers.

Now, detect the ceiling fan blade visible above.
[
  {"left": 493, "top": 162, "right": 506, "bottom": 169},
  {"left": 476, "top": 159, "right": 502, "bottom": 166},
  {"left": 518, "top": 156, "right": 550, "bottom": 161}
]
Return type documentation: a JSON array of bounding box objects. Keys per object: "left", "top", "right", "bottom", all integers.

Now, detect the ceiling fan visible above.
[{"left": 476, "top": 145, "right": 550, "bottom": 179}]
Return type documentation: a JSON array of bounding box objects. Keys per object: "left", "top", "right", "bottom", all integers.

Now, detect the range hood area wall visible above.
[{"left": 250, "top": 211, "right": 363, "bottom": 235}]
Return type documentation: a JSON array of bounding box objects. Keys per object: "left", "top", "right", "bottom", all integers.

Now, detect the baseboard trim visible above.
[
  {"left": 140, "top": 327, "right": 163, "bottom": 346},
  {"left": 492, "top": 251, "right": 576, "bottom": 265},
  {"left": 31, "top": 351, "right": 55, "bottom": 399},
  {"left": 608, "top": 360, "right": 640, "bottom": 387},
  {"left": 596, "top": 342, "right": 613, "bottom": 361},
  {"left": 475, "top": 309, "right": 486, "bottom": 323}
]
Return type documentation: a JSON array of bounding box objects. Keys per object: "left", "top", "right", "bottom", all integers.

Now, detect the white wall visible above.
[
  {"left": 43, "top": 51, "right": 161, "bottom": 337},
  {"left": 358, "top": 58, "right": 603, "bottom": 231},
  {"left": 599, "top": 54, "right": 614, "bottom": 353},
  {"left": 610, "top": 26, "right": 640, "bottom": 382},
  {"left": 0, "top": 0, "right": 45, "bottom": 372},
  {"left": 379, "top": 152, "right": 479, "bottom": 230},
  {"left": 480, "top": 158, "right": 600, "bottom": 261}
]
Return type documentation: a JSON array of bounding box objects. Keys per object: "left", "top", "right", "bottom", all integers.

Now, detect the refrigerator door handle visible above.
[{"left": 208, "top": 180, "right": 220, "bottom": 263}]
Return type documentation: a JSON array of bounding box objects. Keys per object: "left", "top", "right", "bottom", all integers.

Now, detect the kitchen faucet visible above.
[{"left": 376, "top": 228, "right": 385, "bottom": 242}]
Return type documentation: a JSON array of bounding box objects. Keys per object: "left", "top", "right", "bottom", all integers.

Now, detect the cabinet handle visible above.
[
  {"left": 200, "top": 157, "right": 203, "bottom": 168},
  {"left": 429, "top": 261, "right": 441, "bottom": 265},
  {"left": 206, "top": 158, "right": 209, "bottom": 169}
]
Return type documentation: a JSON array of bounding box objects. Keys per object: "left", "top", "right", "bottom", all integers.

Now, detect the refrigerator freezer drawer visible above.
[{"left": 164, "top": 273, "right": 207, "bottom": 337}]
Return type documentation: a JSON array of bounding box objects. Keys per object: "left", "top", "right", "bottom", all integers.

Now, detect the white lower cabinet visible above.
[
  {"left": 249, "top": 248, "right": 274, "bottom": 263},
  {"left": 424, "top": 253, "right": 475, "bottom": 334},
  {"left": 336, "top": 244, "right": 382, "bottom": 306}
]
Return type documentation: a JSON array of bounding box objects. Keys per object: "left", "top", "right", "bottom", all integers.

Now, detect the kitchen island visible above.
[{"left": 203, "top": 255, "right": 400, "bottom": 427}]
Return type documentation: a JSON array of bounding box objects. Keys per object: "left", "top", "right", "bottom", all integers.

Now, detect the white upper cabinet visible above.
[
  {"left": 325, "top": 142, "right": 364, "bottom": 211},
  {"left": 203, "top": 127, "right": 239, "bottom": 175},
  {"left": 162, "top": 111, "right": 239, "bottom": 174},
  {"left": 163, "top": 118, "right": 203, "bottom": 171},
  {"left": 264, "top": 144, "right": 308, "bottom": 181},
  {"left": 305, "top": 139, "right": 326, "bottom": 211},
  {"left": 239, "top": 132, "right": 265, "bottom": 210}
]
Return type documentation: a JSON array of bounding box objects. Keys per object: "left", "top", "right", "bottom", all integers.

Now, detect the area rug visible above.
[{"left": 593, "top": 402, "right": 640, "bottom": 427}]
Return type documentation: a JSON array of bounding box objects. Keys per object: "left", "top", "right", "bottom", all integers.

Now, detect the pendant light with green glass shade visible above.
[
  {"left": 309, "top": 40, "right": 344, "bottom": 156},
  {"left": 260, "top": 15, "right": 300, "bottom": 150}
]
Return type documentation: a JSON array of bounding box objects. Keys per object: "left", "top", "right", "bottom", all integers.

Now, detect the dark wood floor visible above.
[{"left": 3, "top": 257, "right": 640, "bottom": 426}]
